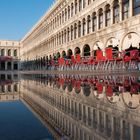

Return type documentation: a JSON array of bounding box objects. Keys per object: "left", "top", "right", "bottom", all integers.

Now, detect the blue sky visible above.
[{"left": 0, "top": 0, "right": 54, "bottom": 41}]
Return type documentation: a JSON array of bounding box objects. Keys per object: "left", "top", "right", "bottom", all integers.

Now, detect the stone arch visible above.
[
  {"left": 74, "top": 47, "right": 81, "bottom": 55},
  {"left": 82, "top": 84, "right": 91, "bottom": 96},
  {"left": 14, "top": 49, "right": 17, "bottom": 57},
  {"left": 122, "top": 92, "right": 140, "bottom": 109},
  {"left": 7, "top": 49, "right": 11, "bottom": 56},
  {"left": 121, "top": 32, "right": 140, "bottom": 50},
  {"left": 83, "top": 44, "right": 91, "bottom": 56},
  {"left": 106, "top": 37, "right": 119, "bottom": 48},
  {"left": 93, "top": 41, "right": 104, "bottom": 50},
  {"left": 93, "top": 41, "right": 104, "bottom": 56}
]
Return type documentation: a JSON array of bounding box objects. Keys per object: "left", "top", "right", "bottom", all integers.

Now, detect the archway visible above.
[
  {"left": 106, "top": 37, "right": 119, "bottom": 49},
  {"left": 56, "top": 52, "right": 61, "bottom": 59},
  {"left": 74, "top": 47, "right": 81, "bottom": 55},
  {"left": 122, "top": 32, "right": 140, "bottom": 50},
  {"left": 62, "top": 51, "right": 66, "bottom": 58},
  {"left": 83, "top": 44, "right": 91, "bottom": 56},
  {"left": 106, "top": 37, "right": 119, "bottom": 57},
  {"left": 93, "top": 41, "right": 104, "bottom": 57},
  {"left": 67, "top": 49, "right": 73, "bottom": 59},
  {"left": 82, "top": 84, "right": 91, "bottom": 96}
]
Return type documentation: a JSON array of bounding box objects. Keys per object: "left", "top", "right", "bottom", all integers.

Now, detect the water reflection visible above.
[
  {"left": 0, "top": 73, "right": 20, "bottom": 101},
  {"left": 0, "top": 73, "right": 55, "bottom": 140},
  {"left": 20, "top": 74, "right": 140, "bottom": 140}
]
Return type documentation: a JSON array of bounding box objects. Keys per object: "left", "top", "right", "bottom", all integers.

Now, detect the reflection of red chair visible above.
[
  {"left": 130, "top": 85, "right": 139, "bottom": 95},
  {"left": 59, "top": 78, "right": 64, "bottom": 86},
  {"left": 106, "top": 85, "right": 113, "bottom": 97},
  {"left": 97, "top": 83, "right": 103, "bottom": 94},
  {"left": 95, "top": 50, "right": 106, "bottom": 70},
  {"left": 123, "top": 50, "right": 139, "bottom": 70}
]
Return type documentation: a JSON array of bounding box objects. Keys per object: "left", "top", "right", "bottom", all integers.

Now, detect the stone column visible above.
[
  {"left": 129, "top": 0, "right": 133, "bottom": 17},
  {"left": 119, "top": 0, "right": 123, "bottom": 21},
  {"left": 96, "top": 11, "right": 99, "bottom": 30},
  {"left": 11, "top": 61, "right": 14, "bottom": 70},
  {"left": 110, "top": 3, "right": 114, "bottom": 25},
  {"left": 5, "top": 62, "right": 7, "bottom": 70},
  {"left": 103, "top": 8, "right": 106, "bottom": 28},
  {"left": 130, "top": 124, "right": 134, "bottom": 140}
]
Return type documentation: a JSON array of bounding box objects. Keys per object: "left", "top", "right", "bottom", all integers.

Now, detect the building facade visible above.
[
  {"left": 20, "top": 0, "right": 140, "bottom": 70},
  {"left": 0, "top": 40, "right": 20, "bottom": 70}
]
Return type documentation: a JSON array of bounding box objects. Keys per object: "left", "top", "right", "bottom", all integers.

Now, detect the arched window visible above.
[
  {"left": 87, "top": 15, "right": 91, "bottom": 34},
  {"left": 55, "top": 17, "right": 57, "bottom": 28},
  {"left": 83, "top": 44, "right": 91, "bottom": 56},
  {"left": 113, "top": 0, "right": 119, "bottom": 23},
  {"left": 8, "top": 49, "right": 11, "bottom": 56},
  {"left": 68, "top": 6, "right": 70, "bottom": 19},
  {"left": 105, "top": 4, "right": 111, "bottom": 27},
  {"left": 99, "top": 9, "right": 103, "bottom": 29},
  {"left": 14, "top": 84, "right": 18, "bottom": 92},
  {"left": 59, "top": 33, "right": 61, "bottom": 45},
  {"left": 59, "top": 13, "right": 62, "bottom": 25},
  {"left": 71, "top": 25, "right": 74, "bottom": 40},
  {"left": 123, "top": 0, "right": 129, "bottom": 20},
  {"left": 64, "top": 30, "right": 67, "bottom": 43},
  {"left": 61, "top": 31, "right": 64, "bottom": 44},
  {"left": 75, "top": 0, "right": 78, "bottom": 14},
  {"left": 1, "top": 49, "right": 4, "bottom": 56},
  {"left": 75, "top": 47, "right": 81, "bottom": 54},
  {"left": 92, "top": 12, "right": 97, "bottom": 32},
  {"left": 74, "top": 23, "right": 77, "bottom": 39},
  {"left": 79, "top": 0, "right": 82, "bottom": 11},
  {"left": 134, "top": 0, "right": 140, "bottom": 15},
  {"left": 88, "top": 0, "right": 91, "bottom": 5},
  {"left": 65, "top": 8, "right": 67, "bottom": 21},
  {"left": 67, "top": 28, "right": 70, "bottom": 42},
  {"left": 57, "top": 15, "right": 59, "bottom": 26},
  {"left": 78, "top": 21, "right": 81, "bottom": 37},
  {"left": 62, "top": 11, "right": 64, "bottom": 23},
  {"left": 83, "top": 0, "right": 86, "bottom": 8},
  {"left": 71, "top": 3, "right": 74, "bottom": 17},
  {"left": 82, "top": 18, "right": 86, "bottom": 36}
]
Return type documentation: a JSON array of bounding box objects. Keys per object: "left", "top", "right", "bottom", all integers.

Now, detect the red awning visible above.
[{"left": 0, "top": 56, "right": 13, "bottom": 61}]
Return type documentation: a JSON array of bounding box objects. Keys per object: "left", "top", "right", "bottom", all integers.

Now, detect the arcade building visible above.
[{"left": 0, "top": 40, "right": 20, "bottom": 71}]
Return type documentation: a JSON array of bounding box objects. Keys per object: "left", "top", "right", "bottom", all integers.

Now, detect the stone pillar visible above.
[
  {"left": 96, "top": 12, "right": 99, "bottom": 30},
  {"left": 11, "top": 61, "right": 14, "bottom": 70},
  {"left": 129, "top": 0, "right": 133, "bottom": 17},
  {"left": 103, "top": 8, "right": 106, "bottom": 28},
  {"left": 119, "top": 0, "right": 123, "bottom": 21},
  {"left": 130, "top": 124, "right": 134, "bottom": 140},
  {"left": 120, "top": 120, "right": 124, "bottom": 140},
  {"left": 110, "top": 4, "right": 114, "bottom": 24},
  {"left": 111, "top": 117, "right": 114, "bottom": 139},
  {"left": 5, "top": 62, "right": 7, "bottom": 70}
]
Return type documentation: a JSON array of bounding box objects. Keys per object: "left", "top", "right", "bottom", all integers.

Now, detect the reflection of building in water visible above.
[
  {"left": 0, "top": 74, "right": 20, "bottom": 102},
  {"left": 20, "top": 75, "right": 140, "bottom": 140},
  {"left": 0, "top": 40, "right": 20, "bottom": 71}
]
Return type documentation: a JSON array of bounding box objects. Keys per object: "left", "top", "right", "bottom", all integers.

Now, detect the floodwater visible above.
[{"left": 0, "top": 73, "right": 140, "bottom": 140}]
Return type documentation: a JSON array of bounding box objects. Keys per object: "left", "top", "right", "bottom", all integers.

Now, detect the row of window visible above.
[
  {"left": 45, "top": 0, "right": 139, "bottom": 34},
  {"left": 0, "top": 84, "right": 18, "bottom": 93},
  {"left": 0, "top": 49, "right": 18, "bottom": 57},
  {"left": 38, "top": 0, "right": 139, "bottom": 53}
]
